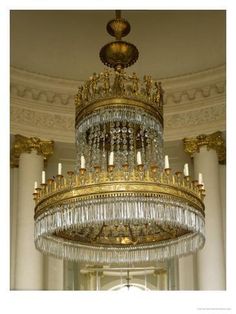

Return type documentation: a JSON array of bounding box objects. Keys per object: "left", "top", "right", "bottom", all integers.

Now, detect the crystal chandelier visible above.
[{"left": 33, "top": 11, "right": 206, "bottom": 266}]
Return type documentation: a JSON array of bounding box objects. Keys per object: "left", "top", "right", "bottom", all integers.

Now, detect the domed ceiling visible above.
[{"left": 10, "top": 10, "right": 225, "bottom": 81}]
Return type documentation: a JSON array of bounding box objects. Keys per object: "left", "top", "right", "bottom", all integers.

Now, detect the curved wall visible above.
[{"left": 10, "top": 65, "right": 226, "bottom": 143}]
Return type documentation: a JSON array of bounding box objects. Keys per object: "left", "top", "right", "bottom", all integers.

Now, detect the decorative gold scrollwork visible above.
[
  {"left": 11, "top": 134, "right": 54, "bottom": 167},
  {"left": 183, "top": 131, "right": 226, "bottom": 164}
]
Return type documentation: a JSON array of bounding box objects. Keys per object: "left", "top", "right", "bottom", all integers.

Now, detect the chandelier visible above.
[{"left": 33, "top": 11, "right": 206, "bottom": 266}]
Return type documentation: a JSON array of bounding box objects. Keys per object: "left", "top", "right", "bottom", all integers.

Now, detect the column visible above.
[
  {"left": 155, "top": 270, "right": 168, "bottom": 290},
  {"left": 184, "top": 131, "right": 226, "bottom": 290},
  {"left": 45, "top": 256, "right": 64, "bottom": 290},
  {"left": 12, "top": 135, "right": 53, "bottom": 290},
  {"left": 178, "top": 255, "right": 195, "bottom": 290},
  {"left": 10, "top": 166, "right": 18, "bottom": 289},
  {"left": 219, "top": 163, "right": 226, "bottom": 256}
]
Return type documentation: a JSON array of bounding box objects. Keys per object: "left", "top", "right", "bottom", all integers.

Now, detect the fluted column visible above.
[
  {"left": 184, "top": 131, "right": 226, "bottom": 290},
  {"left": 11, "top": 135, "right": 53, "bottom": 290}
]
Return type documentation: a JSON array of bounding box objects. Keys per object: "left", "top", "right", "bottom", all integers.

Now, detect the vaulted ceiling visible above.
[{"left": 10, "top": 10, "right": 226, "bottom": 81}]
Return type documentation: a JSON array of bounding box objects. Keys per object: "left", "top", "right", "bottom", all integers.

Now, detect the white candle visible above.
[
  {"left": 58, "top": 163, "right": 62, "bottom": 175},
  {"left": 34, "top": 181, "right": 37, "bottom": 192},
  {"left": 42, "top": 171, "right": 46, "bottom": 184},
  {"left": 164, "top": 155, "right": 169, "bottom": 169},
  {"left": 137, "top": 151, "right": 142, "bottom": 165},
  {"left": 109, "top": 151, "right": 114, "bottom": 165},
  {"left": 198, "top": 173, "right": 203, "bottom": 184},
  {"left": 183, "top": 163, "right": 189, "bottom": 176},
  {"left": 81, "top": 155, "right": 85, "bottom": 169}
]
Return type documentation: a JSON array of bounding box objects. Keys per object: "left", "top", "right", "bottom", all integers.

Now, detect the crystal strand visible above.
[
  {"left": 110, "top": 121, "right": 115, "bottom": 165},
  {"left": 96, "top": 124, "right": 101, "bottom": 166},
  {"left": 92, "top": 126, "right": 98, "bottom": 168},
  {"left": 152, "top": 129, "right": 159, "bottom": 166},
  {"left": 140, "top": 126, "right": 145, "bottom": 166},
  {"left": 88, "top": 127, "right": 93, "bottom": 171},
  {"left": 128, "top": 122, "right": 135, "bottom": 170},
  {"left": 122, "top": 121, "right": 128, "bottom": 165},
  {"left": 101, "top": 123, "right": 106, "bottom": 171},
  {"left": 115, "top": 121, "right": 121, "bottom": 169}
]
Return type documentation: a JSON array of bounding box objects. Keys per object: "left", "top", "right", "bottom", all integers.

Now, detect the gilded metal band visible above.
[
  {"left": 75, "top": 97, "right": 163, "bottom": 127},
  {"left": 34, "top": 180, "right": 205, "bottom": 219}
]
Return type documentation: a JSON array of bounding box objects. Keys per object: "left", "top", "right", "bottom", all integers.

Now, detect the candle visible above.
[
  {"left": 58, "top": 163, "right": 62, "bottom": 175},
  {"left": 81, "top": 155, "right": 85, "bottom": 169},
  {"left": 164, "top": 155, "right": 169, "bottom": 169},
  {"left": 137, "top": 151, "right": 142, "bottom": 165},
  {"left": 198, "top": 173, "right": 203, "bottom": 184},
  {"left": 109, "top": 151, "right": 114, "bottom": 165},
  {"left": 183, "top": 163, "right": 189, "bottom": 176},
  {"left": 42, "top": 171, "right": 46, "bottom": 184},
  {"left": 34, "top": 181, "right": 37, "bottom": 192}
]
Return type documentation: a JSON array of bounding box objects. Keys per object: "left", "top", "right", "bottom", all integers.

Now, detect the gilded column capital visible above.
[
  {"left": 11, "top": 134, "right": 54, "bottom": 167},
  {"left": 183, "top": 131, "right": 226, "bottom": 164}
]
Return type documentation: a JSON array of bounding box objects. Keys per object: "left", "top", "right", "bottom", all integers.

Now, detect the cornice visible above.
[{"left": 10, "top": 65, "right": 226, "bottom": 143}]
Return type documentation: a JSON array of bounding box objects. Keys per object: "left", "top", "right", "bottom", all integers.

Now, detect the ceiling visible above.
[{"left": 10, "top": 10, "right": 226, "bottom": 81}]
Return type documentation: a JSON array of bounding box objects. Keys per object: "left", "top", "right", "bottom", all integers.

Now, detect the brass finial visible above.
[{"left": 100, "top": 11, "right": 139, "bottom": 71}]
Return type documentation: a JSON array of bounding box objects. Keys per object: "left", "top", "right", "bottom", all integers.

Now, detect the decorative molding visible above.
[
  {"left": 11, "top": 134, "right": 54, "bottom": 168},
  {"left": 11, "top": 65, "right": 225, "bottom": 107},
  {"left": 183, "top": 131, "right": 226, "bottom": 164},
  {"left": 165, "top": 102, "right": 225, "bottom": 129},
  {"left": 10, "top": 65, "right": 226, "bottom": 143}
]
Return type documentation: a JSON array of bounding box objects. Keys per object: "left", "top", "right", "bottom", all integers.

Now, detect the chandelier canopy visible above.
[{"left": 33, "top": 11, "right": 206, "bottom": 266}]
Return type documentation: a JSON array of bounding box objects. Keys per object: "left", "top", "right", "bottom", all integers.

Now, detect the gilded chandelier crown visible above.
[
  {"left": 33, "top": 11, "right": 206, "bottom": 266},
  {"left": 75, "top": 70, "right": 164, "bottom": 126}
]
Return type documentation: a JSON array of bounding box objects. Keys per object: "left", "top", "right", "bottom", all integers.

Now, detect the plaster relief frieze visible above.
[
  {"left": 164, "top": 82, "right": 225, "bottom": 105},
  {"left": 10, "top": 83, "right": 74, "bottom": 106},
  {"left": 11, "top": 106, "right": 74, "bottom": 132},
  {"left": 165, "top": 103, "right": 225, "bottom": 129},
  {"left": 10, "top": 80, "right": 225, "bottom": 108}
]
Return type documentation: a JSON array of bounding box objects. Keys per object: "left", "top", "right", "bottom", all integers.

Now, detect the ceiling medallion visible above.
[{"left": 33, "top": 11, "right": 206, "bottom": 266}]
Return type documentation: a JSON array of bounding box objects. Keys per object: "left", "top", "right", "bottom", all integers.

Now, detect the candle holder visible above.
[
  {"left": 56, "top": 174, "right": 63, "bottom": 188},
  {"left": 93, "top": 165, "right": 101, "bottom": 183},
  {"left": 94, "top": 165, "right": 101, "bottom": 173},
  {"left": 122, "top": 163, "right": 129, "bottom": 180},
  {"left": 79, "top": 168, "right": 86, "bottom": 175},
  {"left": 35, "top": 187, "right": 42, "bottom": 193},
  {"left": 137, "top": 164, "right": 144, "bottom": 172},
  {"left": 137, "top": 164, "right": 144, "bottom": 180},
  {"left": 67, "top": 171, "right": 74, "bottom": 186},
  {"left": 47, "top": 179, "right": 54, "bottom": 193},
  {"left": 108, "top": 165, "right": 115, "bottom": 172},
  {"left": 175, "top": 171, "right": 182, "bottom": 178},
  {"left": 150, "top": 165, "right": 158, "bottom": 174},
  {"left": 34, "top": 187, "right": 42, "bottom": 202},
  {"left": 197, "top": 183, "right": 203, "bottom": 195},
  {"left": 33, "top": 192, "right": 39, "bottom": 202},
  {"left": 184, "top": 175, "right": 190, "bottom": 182},
  {"left": 122, "top": 163, "right": 129, "bottom": 171},
  {"left": 201, "top": 188, "right": 206, "bottom": 199},
  {"left": 40, "top": 183, "right": 47, "bottom": 196},
  {"left": 164, "top": 168, "right": 171, "bottom": 175},
  {"left": 108, "top": 164, "right": 115, "bottom": 181}
]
